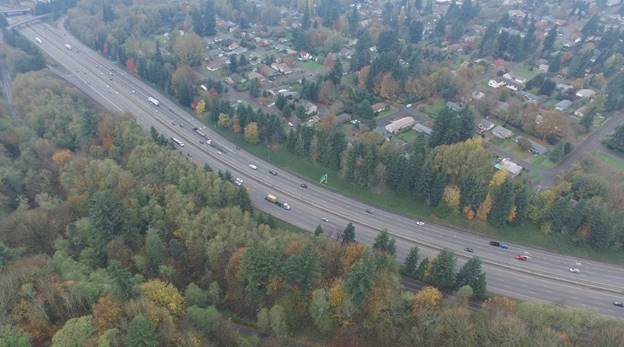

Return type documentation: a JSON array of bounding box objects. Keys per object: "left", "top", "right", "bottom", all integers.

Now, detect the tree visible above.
[
  {"left": 93, "top": 295, "right": 122, "bottom": 333},
  {"left": 310, "top": 288, "right": 334, "bottom": 334},
  {"left": 0, "top": 325, "right": 31, "bottom": 347},
  {"left": 124, "top": 314, "right": 159, "bottom": 347},
  {"left": 171, "top": 65, "right": 196, "bottom": 106},
  {"left": 51, "top": 316, "right": 95, "bottom": 347},
  {"left": 488, "top": 179, "right": 514, "bottom": 227},
  {"left": 195, "top": 98, "right": 206, "bottom": 116},
  {"left": 173, "top": 32, "right": 205, "bottom": 66},
  {"left": 409, "top": 20, "right": 424, "bottom": 44},
  {"left": 412, "top": 286, "right": 443, "bottom": 313},
  {"left": 256, "top": 308, "right": 270, "bottom": 334},
  {"left": 426, "top": 249, "right": 456, "bottom": 291},
  {"left": 185, "top": 283, "right": 208, "bottom": 308},
  {"left": 314, "top": 225, "right": 324, "bottom": 236},
  {"left": 606, "top": 125, "right": 624, "bottom": 153},
  {"left": 327, "top": 59, "right": 343, "bottom": 85},
  {"left": 192, "top": 0, "right": 216, "bottom": 36},
  {"left": 144, "top": 228, "right": 165, "bottom": 276},
  {"left": 401, "top": 247, "right": 419, "bottom": 278},
  {"left": 140, "top": 280, "right": 185, "bottom": 316},
  {"left": 302, "top": 1, "right": 311, "bottom": 30},
  {"left": 269, "top": 304, "right": 288, "bottom": 337},
  {"left": 542, "top": 26, "right": 557, "bottom": 54},
  {"left": 342, "top": 222, "right": 356, "bottom": 244},
  {"left": 244, "top": 122, "right": 260, "bottom": 144},
  {"left": 416, "top": 257, "right": 430, "bottom": 280},
  {"left": 88, "top": 190, "right": 124, "bottom": 255},
  {"left": 186, "top": 306, "right": 221, "bottom": 335},
  {"left": 344, "top": 252, "right": 381, "bottom": 309},
  {"left": 455, "top": 257, "right": 482, "bottom": 290},
  {"left": 249, "top": 78, "right": 260, "bottom": 98},
  {"left": 284, "top": 245, "right": 321, "bottom": 293},
  {"left": 473, "top": 272, "right": 487, "bottom": 299},
  {"left": 108, "top": 260, "right": 137, "bottom": 300},
  {"left": 430, "top": 107, "right": 474, "bottom": 147},
  {"left": 373, "top": 229, "right": 396, "bottom": 256}
]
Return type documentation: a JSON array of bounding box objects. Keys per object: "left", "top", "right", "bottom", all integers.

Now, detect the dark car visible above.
[
  {"left": 464, "top": 248, "right": 474, "bottom": 253},
  {"left": 614, "top": 301, "right": 624, "bottom": 308},
  {"left": 269, "top": 170, "right": 278, "bottom": 176},
  {"left": 365, "top": 209, "right": 373, "bottom": 214},
  {"left": 489, "top": 241, "right": 501, "bottom": 247},
  {"left": 300, "top": 183, "right": 308, "bottom": 188}
]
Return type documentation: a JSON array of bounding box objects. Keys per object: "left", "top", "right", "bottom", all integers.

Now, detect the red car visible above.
[{"left": 515, "top": 255, "right": 528, "bottom": 261}]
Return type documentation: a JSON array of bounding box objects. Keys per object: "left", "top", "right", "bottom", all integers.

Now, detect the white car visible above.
[
  {"left": 406, "top": 103, "right": 412, "bottom": 108},
  {"left": 321, "top": 217, "right": 329, "bottom": 222},
  {"left": 569, "top": 268, "right": 580, "bottom": 273},
  {"left": 234, "top": 178, "right": 243, "bottom": 186},
  {"left": 282, "top": 202, "right": 291, "bottom": 210},
  {"left": 416, "top": 220, "right": 425, "bottom": 226},
  {"left": 249, "top": 164, "right": 257, "bottom": 170}
]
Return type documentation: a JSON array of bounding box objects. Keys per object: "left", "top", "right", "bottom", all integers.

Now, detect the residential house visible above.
[
  {"left": 446, "top": 101, "right": 465, "bottom": 112},
  {"left": 528, "top": 139, "right": 548, "bottom": 155},
  {"left": 385, "top": 117, "right": 416, "bottom": 134},
  {"left": 497, "top": 158, "right": 523, "bottom": 177},
  {"left": 248, "top": 71, "right": 266, "bottom": 85},
  {"left": 492, "top": 125, "right": 513, "bottom": 139},
  {"left": 576, "top": 89, "right": 596, "bottom": 99},
  {"left": 555, "top": 99, "right": 573, "bottom": 111},
  {"left": 478, "top": 118, "right": 495, "bottom": 132},
  {"left": 300, "top": 100, "right": 318, "bottom": 116},
  {"left": 336, "top": 113, "right": 351, "bottom": 124},
  {"left": 206, "top": 60, "right": 225, "bottom": 72},
  {"left": 488, "top": 79, "right": 506, "bottom": 88},
  {"left": 298, "top": 51, "right": 312, "bottom": 61},
  {"left": 372, "top": 102, "right": 389, "bottom": 114},
  {"left": 574, "top": 106, "right": 591, "bottom": 118},
  {"left": 518, "top": 91, "right": 538, "bottom": 103},
  {"left": 306, "top": 115, "right": 320, "bottom": 127},
  {"left": 413, "top": 123, "right": 433, "bottom": 136}
]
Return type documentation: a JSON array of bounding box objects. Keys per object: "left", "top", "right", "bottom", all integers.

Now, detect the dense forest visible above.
[{"left": 0, "top": 29, "right": 623, "bottom": 346}]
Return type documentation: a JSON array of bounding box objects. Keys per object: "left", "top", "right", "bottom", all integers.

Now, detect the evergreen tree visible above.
[
  {"left": 401, "top": 247, "right": 419, "bottom": 278},
  {"left": 302, "top": 1, "right": 311, "bottom": 30},
  {"left": 488, "top": 179, "right": 514, "bottom": 227},
  {"left": 145, "top": 228, "right": 165, "bottom": 277},
  {"left": 348, "top": 6, "right": 360, "bottom": 34},
  {"left": 542, "top": 26, "right": 557, "bottom": 54},
  {"left": 416, "top": 257, "right": 429, "bottom": 280},
  {"left": 409, "top": 20, "right": 424, "bottom": 44},
  {"left": 548, "top": 52, "right": 561, "bottom": 73},
  {"left": 124, "top": 314, "right": 159, "bottom": 347},
  {"left": 314, "top": 225, "right": 324, "bottom": 236},
  {"left": 342, "top": 222, "right": 356, "bottom": 244},
  {"left": 373, "top": 229, "right": 396, "bottom": 256},
  {"left": 473, "top": 272, "right": 487, "bottom": 299},
  {"left": 426, "top": 249, "right": 456, "bottom": 291},
  {"left": 455, "top": 257, "right": 482, "bottom": 290},
  {"left": 108, "top": 260, "right": 137, "bottom": 300}
]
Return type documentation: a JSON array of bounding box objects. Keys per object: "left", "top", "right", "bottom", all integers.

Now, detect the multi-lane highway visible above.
[{"left": 19, "top": 20, "right": 624, "bottom": 317}]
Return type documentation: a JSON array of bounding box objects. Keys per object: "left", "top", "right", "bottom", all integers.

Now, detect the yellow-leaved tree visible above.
[
  {"left": 140, "top": 279, "right": 185, "bottom": 316},
  {"left": 412, "top": 286, "right": 443, "bottom": 314}
]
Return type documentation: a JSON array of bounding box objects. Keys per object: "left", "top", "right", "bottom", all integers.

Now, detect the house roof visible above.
[
  {"left": 492, "top": 125, "right": 513, "bottom": 139},
  {"left": 385, "top": 117, "right": 415, "bottom": 134}
]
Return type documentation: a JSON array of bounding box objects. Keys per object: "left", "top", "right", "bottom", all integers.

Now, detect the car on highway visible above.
[
  {"left": 249, "top": 164, "right": 257, "bottom": 170},
  {"left": 300, "top": 183, "right": 308, "bottom": 188},
  {"left": 282, "top": 202, "right": 291, "bottom": 210},
  {"left": 416, "top": 220, "right": 425, "bottom": 226},
  {"left": 613, "top": 301, "right": 624, "bottom": 307},
  {"left": 269, "top": 170, "right": 278, "bottom": 176},
  {"left": 464, "top": 248, "right": 474, "bottom": 253},
  {"left": 199, "top": 140, "right": 204, "bottom": 144},
  {"left": 489, "top": 241, "right": 500, "bottom": 247},
  {"left": 569, "top": 267, "right": 580, "bottom": 273},
  {"left": 500, "top": 243, "right": 509, "bottom": 249},
  {"left": 515, "top": 255, "right": 528, "bottom": 261},
  {"left": 321, "top": 217, "right": 329, "bottom": 222},
  {"left": 365, "top": 209, "right": 373, "bottom": 214}
]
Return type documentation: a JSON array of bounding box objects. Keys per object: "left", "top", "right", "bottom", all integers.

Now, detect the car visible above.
[
  {"left": 416, "top": 220, "right": 425, "bottom": 226},
  {"left": 282, "top": 202, "right": 291, "bottom": 210},
  {"left": 131, "top": 90, "right": 136, "bottom": 94},
  {"left": 269, "top": 170, "right": 278, "bottom": 176},
  {"left": 365, "top": 209, "right": 373, "bottom": 214},
  {"left": 234, "top": 178, "right": 243, "bottom": 186},
  {"left": 171, "top": 121, "right": 176, "bottom": 126},
  {"left": 217, "top": 150, "right": 223, "bottom": 155},
  {"left": 464, "top": 248, "right": 474, "bottom": 253},
  {"left": 569, "top": 267, "right": 580, "bottom": 273},
  {"left": 249, "top": 164, "right": 257, "bottom": 170},
  {"left": 300, "top": 183, "right": 308, "bottom": 188},
  {"left": 321, "top": 217, "right": 329, "bottom": 222},
  {"left": 515, "top": 255, "right": 528, "bottom": 261},
  {"left": 614, "top": 301, "right": 624, "bottom": 307},
  {"left": 186, "top": 153, "right": 192, "bottom": 157},
  {"left": 489, "top": 241, "right": 500, "bottom": 247},
  {"left": 406, "top": 103, "right": 412, "bottom": 108},
  {"left": 500, "top": 243, "right": 509, "bottom": 249},
  {"left": 235, "top": 146, "right": 240, "bottom": 150},
  {"left": 199, "top": 140, "right": 204, "bottom": 144}
]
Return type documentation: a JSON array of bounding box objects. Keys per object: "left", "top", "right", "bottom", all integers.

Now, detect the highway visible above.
[{"left": 19, "top": 20, "right": 624, "bottom": 318}]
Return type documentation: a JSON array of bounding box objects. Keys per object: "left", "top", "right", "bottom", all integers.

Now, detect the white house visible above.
[{"left": 385, "top": 117, "right": 416, "bottom": 134}]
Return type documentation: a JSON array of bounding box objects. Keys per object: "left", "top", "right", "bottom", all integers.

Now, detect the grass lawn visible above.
[
  {"left": 596, "top": 151, "right": 624, "bottom": 173},
  {"left": 511, "top": 63, "right": 539, "bottom": 80},
  {"left": 299, "top": 61, "right": 324, "bottom": 72},
  {"left": 531, "top": 155, "right": 557, "bottom": 169},
  {"left": 425, "top": 99, "right": 446, "bottom": 117},
  {"left": 542, "top": 98, "right": 558, "bottom": 109},
  {"left": 399, "top": 130, "right": 419, "bottom": 143},
  {"left": 208, "top": 123, "right": 624, "bottom": 265},
  {"left": 376, "top": 109, "right": 394, "bottom": 121}
]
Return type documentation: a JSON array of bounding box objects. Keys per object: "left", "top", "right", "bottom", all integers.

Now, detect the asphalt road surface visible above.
[{"left": 20, "top": 21, "right": 624, "bottom": 318}]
